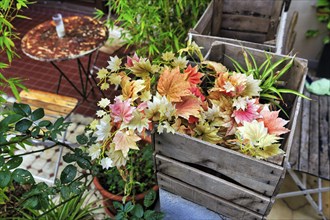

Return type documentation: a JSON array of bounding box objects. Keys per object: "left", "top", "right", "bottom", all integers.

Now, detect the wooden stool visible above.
[
  {"left": 19, "top": 89, "right": 78, "bottom": 184},
  {"left": 19, "top": 89, "right": 78, "bottom": 122}
]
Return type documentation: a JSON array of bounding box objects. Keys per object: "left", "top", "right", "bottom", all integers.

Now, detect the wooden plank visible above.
[
  {"left": 20, "top": 98, "right": 76, "bottom": 116},
  {"left": 266, "top": 0, "right": 283, "bottom": 41},
  {"left": 154, "top": 132, "right": 284, "bottom": 197},
  {"left": 156, "top": 154, "right": 270, "bottom": 214},
  {"left": 222, "top": 0, "right": 275, "bottom": 17},
  {"left": 283, "top": 11, "right": 298, "bottom": 54},
  {"left": 299, "top": 90, "right": 311, "bottom": 173},
  {"left": 320, "top": 95, "right": 330, "bottom": 180},
  {"left": 193, "top": 0, "right": 213, "bottom": 35},
  {"left": 219, "top": 29, "right": 267, "bottom": 43},
  {"left": 211, "top": 0, "right": 223, "bottom": 36},
  {"left": 190, "top": 34, "right": 276, "bottom": 56},
  {"left": 20, "top": 89, "right": 78, "bottom": 107},
  {"left": 221, "top": 14, "right": 270, "bottom": 33},
  {"left": 289, "top": 101, "right": 302, "bottom": 170},
  {"left": 308, "top": 94, "right": 320, "bottom": 176},
  {"left": 157, "top": 173, "right": 263, "bottom": 220}
]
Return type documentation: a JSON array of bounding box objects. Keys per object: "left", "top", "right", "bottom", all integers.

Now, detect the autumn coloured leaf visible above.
[
  {"left": 157, "top": 67, "right": 191, "bottom": 102},
  {"left": 175, "top": 96, "right": 201, "bottom": 120},
  {"left": 202, "top": 60, "right": 227, "bottom": 73},
  {"left": 121, "top": 78, "right": 146, "bottom": 101},
  {"left": 184, "top": 64, "right": 204, "bottom": 86},
  {"left": 259, "top": 106, "right": 289, "bottom": 135},
  {"left": 113, "top": 130, "right": 141, "bottom": 157}
]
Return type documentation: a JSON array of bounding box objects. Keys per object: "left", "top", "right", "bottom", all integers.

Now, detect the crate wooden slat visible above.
[
  {"left": 156, "top": 154, "right": 270, "bottom": 214},
  {"left": 157, "top": 173, "right": 263, "bottom": 220},
  {"left": 153, "top": 42, "right": 308, "bottom": 218},
  {"left": 190, "top": 0, "right": 296, "bottom": 54}
]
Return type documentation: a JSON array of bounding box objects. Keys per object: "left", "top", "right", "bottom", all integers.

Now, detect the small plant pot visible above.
[{"left": 93, "top": 177, "right": 159, "bottom": 217}]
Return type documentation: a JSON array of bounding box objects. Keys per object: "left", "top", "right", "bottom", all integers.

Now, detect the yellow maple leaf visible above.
[
  {"left": 157, "top": 67, "right": 191, "bottom": 102},
  {"left": 121, "top": 77, "right": 146, "bottom": 101}
]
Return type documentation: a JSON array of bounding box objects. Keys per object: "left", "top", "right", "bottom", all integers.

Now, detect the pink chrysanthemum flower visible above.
[
  {"left": 232, "top": 98, "right": 260, "bottom": 124},
  {"left": 109, "top": 97, "right": 136, "bottom": 123},
  {"left": 125, "top": 53, "right": 140, "bottom": 67}
]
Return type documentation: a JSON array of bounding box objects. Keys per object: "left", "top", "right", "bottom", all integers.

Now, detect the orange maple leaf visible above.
[
  {"left": 175, "top": 96, "right": 201, "bottom": 120},
  {"left": 157, "top": 67, "right": 191, "bottom": 102},
  {"left": 259, "top": 107, "right": 289, "bottom": 136}
]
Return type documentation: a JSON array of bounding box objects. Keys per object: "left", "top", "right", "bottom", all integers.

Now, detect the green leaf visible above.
[
  {"left": 60, "top": 185, "right": 71, "bottom": 199},
  {"left": 6, "top": 157, "right": 23, "bottom": 169},
  {"left": 305, "top": 29, "right": 319, "bottom": 38},
  {"left": 15, "top": 119, "right": 32, "bottom": 132},
  {"left": 144, "top": 190, "right": 156, "bottom": 208},
  {"left": 31, "top": 127, "right": 40, "bottom": 137},
  {"left": 22, "top": 197, "right": 39, "bottom": 209},
  {"left": 12, "top": 168, "right": 34, "bottom": 184},
  {"left": 323, "top": 35, "right": 330, "bottom": 44},
  {"left": 13, "top": 102, "right": 31, "bottom": 116},
  {"left": 2, "top": 114, "right": 24, "bottom": 124},
  {"left": 277, "top": 88, "right": 311, "bottom": 100},
  {"left": 113, "top": 201, "right": 124, "bottom": 211},
  {"left": 131, "top": 203, "right": 144, "bottom": 218},
  {"left": 38, "top": 120, "right": 51, "bottom": 127},
  {"left": 76, "top": 134, "right": 88, "bottom": 145},
  {"left": 31, "top": 108, "right": 44, "bottom": 121},
  {"left": 0, "top": 170, "right": 11, "bottom": 188},
  {"left": 60, "top": 164, "right": 77, "bottom": 184},
  {"left": 0, "top": 156, "right": 4, "bottom": 166},
  {"left": 124, "top": 201, "right": 135, "bottom": 213}
]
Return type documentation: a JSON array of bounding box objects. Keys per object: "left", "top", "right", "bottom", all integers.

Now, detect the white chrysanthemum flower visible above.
[
  {"left": 162, "top": 51, "right": 175, "bottom": 61},
  {"left": 233, "top": 97, "right": 248, "bottom": 110},
  {"left": 108, "top": 74, "right": 122, "bottom": 85},
  {"left": 107, "top": 55, "right": 121, "bottom": 72},
  {"left": 243, "top": 74, "right": 262, "bottom": 97},
  {"left": 96, "top": 110, "right": 107, "bottom": 118},
  {"left": 146, "top": 93, "right": 176, "bottom": 120},
  {"left": 100, "top": 157, "right": 113, "bottom": 169},
  {"left": 97, "top": 68, "right": 108, "bottom": 79},
  {"left": 223, "top": 81, "right": 235, "bottom": 93},
  {"left": 95, "top": 115, "right": 111, "bottom": 141},
  {"left": 88, "top": 144, "right": 101, "bottom": 160},
  {"left": 171, "top": 56, "right": 188, "bottom": 69},
  {"left": 203, "top": 104, "right": 221, "bottom": 121},
  {"left": 97, "top": 98, "right": 110, "bottom": 108}
]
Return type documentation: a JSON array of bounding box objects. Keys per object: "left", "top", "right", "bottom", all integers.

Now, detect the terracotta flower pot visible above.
[{"left": 93, "top": 176, "right": 159, "bottom": 217}]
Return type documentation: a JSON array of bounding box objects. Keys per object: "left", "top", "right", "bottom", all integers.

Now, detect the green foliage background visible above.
[{"left": 95, "top": 0, "right": 211, "bottom": 58}]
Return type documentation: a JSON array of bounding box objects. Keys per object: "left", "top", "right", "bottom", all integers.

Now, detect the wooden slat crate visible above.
[
  {"left": 153, "top": 42, "right": 308, "bottom": 219},
  {"left": 190, "top": 0, "right": 297, "bottom": 54}
]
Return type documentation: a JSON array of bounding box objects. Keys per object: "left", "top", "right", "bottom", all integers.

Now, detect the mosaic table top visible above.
[{"left": 21, "top": 16, "right": 108, "bottom": 62}]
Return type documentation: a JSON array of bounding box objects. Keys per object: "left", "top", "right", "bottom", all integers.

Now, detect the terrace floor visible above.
[{"left": 1, "top": 1, "right": 329, "bottom": 219}]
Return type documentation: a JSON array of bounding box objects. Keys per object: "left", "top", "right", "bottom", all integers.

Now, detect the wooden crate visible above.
[
  {"left": 190, "top": 0, "right": 297, "bottom": 54},
  {"left": 153, "top": 42, "right": 308, "bottom": 219}
]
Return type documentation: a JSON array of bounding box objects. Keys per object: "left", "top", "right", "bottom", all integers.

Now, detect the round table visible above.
[{"left": 21, "top": 15, "right": 108, "bottom": 99}]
